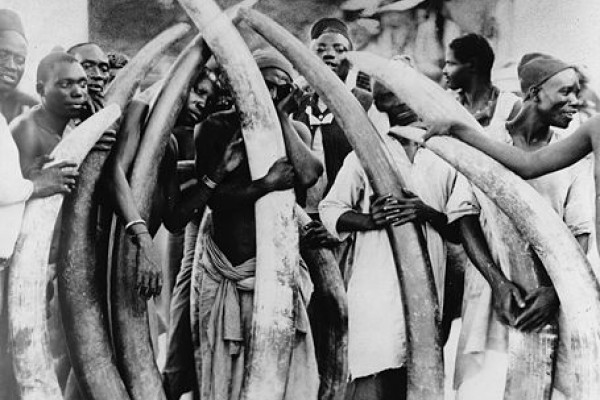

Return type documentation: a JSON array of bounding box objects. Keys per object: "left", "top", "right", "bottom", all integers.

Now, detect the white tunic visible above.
[{"left": 319, "top": 135, "right": 478, "bottom": 379}]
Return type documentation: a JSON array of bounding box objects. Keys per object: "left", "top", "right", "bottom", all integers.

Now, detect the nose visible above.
[
  {"left": 71, "top": 84, "right": 86, "bottom": 98},
  {"left": 3, "top": 55, "right": 18, "bottom": 71},
  {"left": 567, "top": 91, "right": 578, "bottom": 105}
]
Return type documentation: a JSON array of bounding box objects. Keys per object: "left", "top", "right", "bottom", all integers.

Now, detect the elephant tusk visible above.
[
  {"left": 58, "top": 24, "right": 190, "bottom": 400},
  {"left": 368, "top": 52, "right": 600, "bottom": 399},
  {"left": 177, "top": 1, "right": 300, "bottom": 399},
  {"left": 110, "top": 33, "right": 210, "bottom": 400},
  {"left": 9, "top": 105, "right": 121, "bottom": 400},
  {"left": 237, "top": 8, "right": 444, "bottom": 399}
]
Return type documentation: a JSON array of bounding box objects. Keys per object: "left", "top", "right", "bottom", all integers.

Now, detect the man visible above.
[
  {"left": 67, "top": 42, "right": 110, "bottom": 117},
  {"left": 296, "top": 17, "right": 372, "bottom": 245},
  {"left": 193, "top": 49, "right": 322, "bottom": 400},
  {"left": 441, "top": 33, "right": 522, "bottom": 341},
  {"left": 319, "top": 84, "right": 480, "bottom": 400},
  {"left": 9, "top": 50, "right": 90, "bottom": 390},
  {"left": 0, "top": 9, "right": 37, "bottom": 123},
  {"left": 0, "top": 113, "right": 79, "bottom": 400},
  {"left": 2, "top": 51, "right": 89, "bottom": 397},
  {"left": 443, "top": 33, "right": 520, "bottom": 129},
  {"left": 448, "top": 53, "right": 592, "bottom": 400}
]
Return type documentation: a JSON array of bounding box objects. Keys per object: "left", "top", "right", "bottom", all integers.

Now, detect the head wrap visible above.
[
  {"left": 310, "top": 17, "right": 352, "bottom": 48},
  {"left": 253, "top": 48, "right": 294, "bottom": 79},
  {"left": 517, "top": 53, "right": 573, "bottom": 95},
  {"left": 0, "top": 9, "right": 25, "bottom": 40}
]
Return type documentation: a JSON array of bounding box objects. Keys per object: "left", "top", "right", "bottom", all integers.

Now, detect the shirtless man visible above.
[
  {"left": 67, "top": 42, "right": 110, "bottom": 117},
  {"left": 193, "top": 49, "right": 322, "bottom": 399},
  {"left": 0, "top": 9, "right": 37, "bottom": 123}
]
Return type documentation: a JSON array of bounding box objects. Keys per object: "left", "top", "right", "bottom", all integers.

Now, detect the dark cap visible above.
[
  {"left": 0, "top": 9, "right": 26, "bottom": 40},
  {"left": 518, "top": 53, "right": 573, "bottom": 95},
  {"left": 310, "top": 17, "right": 352, "bottom": 47}
]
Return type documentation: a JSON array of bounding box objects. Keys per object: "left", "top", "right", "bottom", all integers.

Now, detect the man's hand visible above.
[
  {"left": 262, "top": 157, "right": 295, "bottom": 191},
  {"left": 93, "top": 129, "right": 117, "bottom": 152},
  {"left": 514, "top": 286, "right": 560, "bottom": 332},
  {"left": 300, "top": 220, "right": 340, "bottom": 249},
  {"left": 369, "top": 194, "right": 401, "bottom": 228},
  {"left": 389, "top": 188, "right": 438, "bottom": 226},
  {"left": 28, "top": 155, "right": 79, "bottom": 198},
  {"left": 423, "top": 119, "right": 471, "bottom": 141},
  {"left": 276, "top": 84, "right": 308, "bottom": 115},
  {"left": 220, "top": 130, "right": 245, "bottom": 173},
  {"left": 132, "top": 231, "right": 163, "bottom": 299},
  {"left": 491, "top": 279, "right": 526, "bottom": 326}
]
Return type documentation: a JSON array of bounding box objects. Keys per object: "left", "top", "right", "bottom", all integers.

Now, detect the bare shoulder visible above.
[{"left": 10, "top": 108, "right": 41, "bottom": 150}]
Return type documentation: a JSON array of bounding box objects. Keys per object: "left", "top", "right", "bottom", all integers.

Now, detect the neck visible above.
[
  {"left": 506, "top": 102, "right": 551, "bottom": 146},
  {"left": 461, "top": 77, "right": 493, "bottom": 108},
  {"left": 39, "top": 105, "right": 70, "bottom": 136}
]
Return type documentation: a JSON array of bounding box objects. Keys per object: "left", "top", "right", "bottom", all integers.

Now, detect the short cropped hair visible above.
[
  {"left": 66, "top": 42, "right": 101, "bottom": 55},
  {"left": 36, "top": 51, "right": 80, "bottom": 82},
  {"left": 449, "top": 33, "right": 495, "bottom": 80}
]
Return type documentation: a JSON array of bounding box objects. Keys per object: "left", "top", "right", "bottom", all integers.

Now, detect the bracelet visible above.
[
  {"left": 125, "top": 219, "right": 146, "bottom": 233},
  {"left": 201, "top": 175, "right": 217, "bottom": 189}
]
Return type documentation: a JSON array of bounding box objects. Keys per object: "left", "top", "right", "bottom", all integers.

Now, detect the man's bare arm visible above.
[
  {"left": 457, "top": 214, "right": 526, "bottom": 326},
  {"left": 427, "top": 116, "right": 595, "bottom": 179}
]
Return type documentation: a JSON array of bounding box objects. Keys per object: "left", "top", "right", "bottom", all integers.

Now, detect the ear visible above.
[{"left": 36, "top": 81, "right": 44, "bottom": 97}]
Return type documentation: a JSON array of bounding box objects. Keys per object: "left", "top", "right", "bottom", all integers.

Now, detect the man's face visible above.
[
  {"left": 186, "top": 77, "right": 215, "bottom": 123},
  {"left": 39, "top": 61, "right": 88, "bottom": 119},
  {"left": 443, "top": 48, "right": 470, "bottom": 90},
  {"left": 310, "top": 32, "right": 351, "bottom": 80},
  {"left": 0, "top": 31, "right": 27, "bottom": 94},
  {"left": 536, "top": 68, "right": 579, "bottom": 129},
  {"left": 70, "top": 44, "right": 109, "bottom": 95},
  {"left": 261, "top": 67, "right": 292, "bottom": 103}
]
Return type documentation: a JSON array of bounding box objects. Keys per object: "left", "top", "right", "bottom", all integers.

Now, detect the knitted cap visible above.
[
  {"left": 0, "top": 9, "right": 25, "bottom": 40},
  {"left": 518, "top": 53, "right": 572, "bottom": 94}
]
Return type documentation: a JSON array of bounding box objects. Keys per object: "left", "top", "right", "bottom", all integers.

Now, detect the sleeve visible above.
[
  {"left": 445, "top": 171, "right": 480, "bottom": 224},
  {"left": 319, "top": 152, "right": 366, "bottom": 241},
  {"left": 0, "top": 116, "right": 34, "bottom": 206},
  {"left": 564, "top": 160, "right": 594, "bottom": 236}
]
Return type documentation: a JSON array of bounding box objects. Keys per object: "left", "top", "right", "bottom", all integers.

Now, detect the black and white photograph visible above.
[{"left": 1, "top": 1, "right": 600, "bottom": 399}]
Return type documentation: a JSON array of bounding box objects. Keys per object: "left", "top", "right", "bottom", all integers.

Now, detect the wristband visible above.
[
  {"left": 202, "top": 175, "right": 217, "bottom": 189},
  {"left": 125, "top": 219, "right": 146, "bottom": 233}
]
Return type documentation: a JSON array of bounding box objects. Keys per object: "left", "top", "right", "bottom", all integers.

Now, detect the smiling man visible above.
[
  {"left": 0, "top": 9, "right": 37, "bottom": 123},
  {"left": 452, "top": 53, "right": 592, "bottom": 400}
]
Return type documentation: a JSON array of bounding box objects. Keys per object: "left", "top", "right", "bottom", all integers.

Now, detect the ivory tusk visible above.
[
  {"left": 368, "top": 53, "right": 600, "bottom": 399},
  {"left": 177, "top": 1, "right": 299, "bottom": 399},
  {"left": 8, "top": 105, "right": 121, "bottom": 400},
  {"left": 237, "top": 8, "right": 443, "bottom": 399},
  {"left": 58, "top": 24, "right": 190, "bottom": 400},
  {"left": 110, "top": 33, "right": 210, "bottom": 400}
]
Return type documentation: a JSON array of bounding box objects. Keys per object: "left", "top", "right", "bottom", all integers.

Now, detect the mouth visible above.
[
  {"left": 561, "top": 108, "right": 577, "bottom": 120},
  {"left": 65, "top": 103, "right": 85, "bottom": 110},
  {"left": 324, "top": 61, "right": 338, "bottom": 70},
  {"left": 87, "top": 83, "right": 104, "bottom": 92},
  {"left": 0, "top": 72, "right": 18, "bottom": 85}
]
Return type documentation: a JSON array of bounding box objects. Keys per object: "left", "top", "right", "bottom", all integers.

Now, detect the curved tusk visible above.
[
  {"left": 110, "top": 33, "right": 210, "bottom": 400},
  {"left": 366, "top": 53, "right": 600, "bottom": 399},
  {"left": 8, "top": 105, "right": 121, "bottom": 400},
  {"left": 58, "top": 24, "right": 190, "bottom": 400},
  {"left": 296, "top": 205, "right": 349, "bottom": 400},
  {"left": 177, "top": 1, "right": 299, "bottom": 399},
  {"left": 237, "top": 8, "right": 443, "bottom": 399}
]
